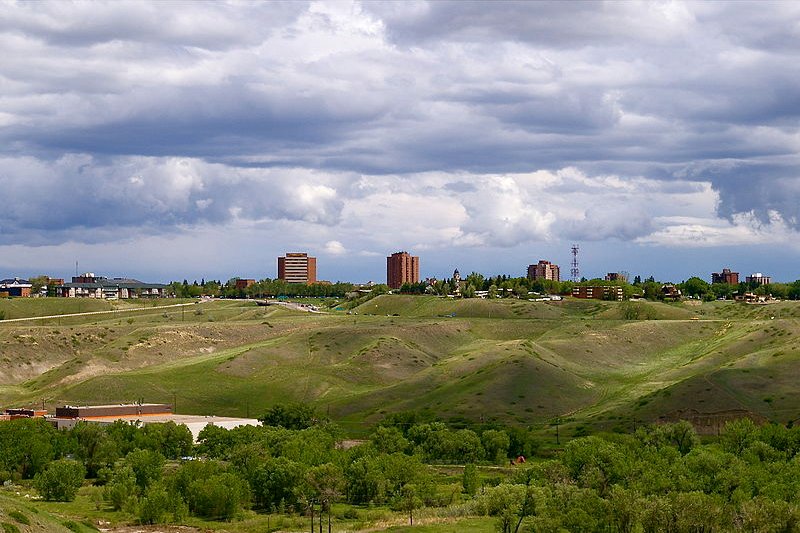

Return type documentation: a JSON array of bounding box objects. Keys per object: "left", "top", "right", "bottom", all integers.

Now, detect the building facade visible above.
[
  {"left": 277, "top": 253, "right": 317, "bottom": 284},
  {"left": 746, "top": 273, "right": 772, "bottom": 286},
  {"left": 712, "top": 268, "right": 739, "bottom": 285},
  {"left": 527, "top": 260, "right": 560, "bottom": 282},
  {"left": 0, "top": 278, "right": 32, "bottom": 297},
  {"left": 605, "top": 272, "right": 628, "bottom": 282},
  {"left": 572, "top": 286, "right": 624, "bottom": 301},
  {"left": 55, "top": 273, "right": 166, "bottom": 299},
  {"left": 387, "top": 251, "right": 420, "bottom": 289},
  {"left": 235, "top": 278, "right": 256, "bottom": 290}
]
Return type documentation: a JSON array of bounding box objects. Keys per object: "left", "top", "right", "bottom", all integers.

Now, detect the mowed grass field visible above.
[{"left": 2, "top": 295, "right": 800, "bottom": 435}]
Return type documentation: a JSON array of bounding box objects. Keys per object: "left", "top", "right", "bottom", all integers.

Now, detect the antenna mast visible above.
[{"left": 570, "top": 244, "right": 580, "bottom": 282}]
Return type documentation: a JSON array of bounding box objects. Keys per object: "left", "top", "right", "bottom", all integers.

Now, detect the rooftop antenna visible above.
[
  {"left": 76, "top": 261, "right": 78, "bottom": 277},
  {"left": 570, "top": 244, "right": 580, "bottom": 282}
]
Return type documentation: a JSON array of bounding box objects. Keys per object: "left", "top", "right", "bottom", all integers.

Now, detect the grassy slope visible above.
[
  {"left": 0, "top": 298, "right": 113, "bottom": 319},
  {"left": 2, "top": 296, "right": 800, "bottom": 432},
  {"left": 0, "top": 491, "right": 82, "bottom": 532}
]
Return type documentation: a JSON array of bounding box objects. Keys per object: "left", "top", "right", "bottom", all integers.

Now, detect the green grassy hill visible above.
[
  {"left": 3, "top": 296, "right": 800, "bottom": 435},
  {"left": 0, "top": 492, "right": 87, "bottom": 532}
]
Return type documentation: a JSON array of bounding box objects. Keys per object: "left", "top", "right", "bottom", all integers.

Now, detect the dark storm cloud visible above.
[{"left": 21, "top": 85, "right": 377, "bottom": 159}]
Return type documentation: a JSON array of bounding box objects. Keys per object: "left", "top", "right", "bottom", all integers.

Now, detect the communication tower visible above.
[{"left": 570, "top": 244, "right": 580, "bottom": 282}]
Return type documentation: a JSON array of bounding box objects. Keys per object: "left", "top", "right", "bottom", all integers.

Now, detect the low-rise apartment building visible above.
[{"left": 572, "top": 286, "right": 624, "bottom": 301}]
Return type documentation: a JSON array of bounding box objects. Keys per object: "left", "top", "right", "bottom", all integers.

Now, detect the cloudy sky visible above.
[{"left": 1, "top": 1, "right": 799, "bottom": 283}]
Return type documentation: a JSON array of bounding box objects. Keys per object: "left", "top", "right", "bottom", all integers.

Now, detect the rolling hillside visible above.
[{"left": 2, "top": 295, "right": 800, "bottom": 435}]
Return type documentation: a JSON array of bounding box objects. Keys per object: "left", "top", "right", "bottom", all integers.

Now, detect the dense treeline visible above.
[
  {"left": 167, "top": 278, "right": 355, "bottom": 299},
  {"left": 679, "top": 276, "right": 800, "bottom": 301},
  {"left": 405, "top": 272, "right": 800, "bottom": 302},
  {"left": 6, "top": 411, "right": 800, "bottom": 530},
  {"left": 165, "top": 271, "right": 800, "bottom": 303}
]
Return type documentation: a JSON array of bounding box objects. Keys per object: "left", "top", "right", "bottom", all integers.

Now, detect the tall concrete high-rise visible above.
[
  {"left": 387, "top": 251, "right": 419, "bottom": 289},
  {"left": 527, "top": 260, "right": 560, "bottom": 282},
  {"left": 277, "top": 253, "right": 317, "bottom": 284}
]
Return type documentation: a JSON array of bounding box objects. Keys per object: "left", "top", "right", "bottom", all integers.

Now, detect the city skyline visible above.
[
  {"left": 2, "top": 249, "right": 785, "bottom": 288},
  {"left": 1, "top": 2, "right": 799, "bottom": 282}
]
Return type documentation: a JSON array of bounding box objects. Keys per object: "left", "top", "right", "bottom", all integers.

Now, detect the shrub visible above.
[
  {"left": 124, "top": 449, "right": 164, "bottom": 491},
  {"left": 104, "top": 465, "right": 137, "bottom": 511},
  {"left": 341, "top": 507, "right": 359, "bottom": 519},
  {"left": 6, "top": 512, "right": 28, "bottom": 526},
  {"left": 462, "top": 464, "right": 479, "bottom": 496},
  {"left": 186, "top": 472, "right": 250, "bottom": 520},
  {"left": 33, "top": 459, "right": 85, "bottom": 501},
  {"left": 62, "top": 521, "right": 81, "bottom": 533},
  {"left": 2, "top": 523, "right": 20, "bottom": 533},
  {"left": 138, "top": 484, "right": 171, "bottom": 525}
]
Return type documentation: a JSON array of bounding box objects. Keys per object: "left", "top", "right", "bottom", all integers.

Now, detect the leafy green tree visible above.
[
  {"left": 345, "top": 452, "right": 430, "bottom": 505},
  {"left": 138, "top": 483, "right": 171, "bottom": 524},
  {"left": 462, "top": 283, "right": 476, "bottom": 298},
  {"left": 677, "top": 446, "right": 743, "bottom": 497},
  {"left": 137, "top": 422, "right": 193, "bottom": 459},
  {"left": 0, "top": 417, "right": 60, "bottom": 479},
  {"left": 642, "top": 281, "right": 661, "bottom": 300},
  {"left": 606, "top": 485, "right": 643, "bottom": 533},
  {"left": 104, "top": 465, "right": 138, "bottom": 511},
  {"left": 482, "top": 429, "right": 510, "bottom": 464},
  {"left": 71, "top": 422, "right": 120, "bottom": 477},
  {"left": 228, "top": 442, "right": 271, "bottom": 484},
  {"left": 306, "top": 463, "right": 344, "bottom": 532},
  {"left": 34, "top": 459, "right": 85, "bottom": 501},
  {"left": 738, "top": 496, "right": 800, "bottom": 532},
  {"left": 636, "top": 421, "right": 699, "bottom": 455},
  {"left": 561, "top": 436, "right": 626, "bottom": 496},
  {"left": 681, "top": 277, "right": 710, "bottom": 298},
  {"left": 196, "top": 424, "right": 234, "bottom": 458},
  {"left": 721, "top": 418, "right": 760, "bottom": 455},
  {"left": 507, "top": 427, "right": 540, "bottom": 459},
  {"left": 251, "top": 456, "right": 305, "bottom": 510},
  {"left": 710, "top": 282, "right": 735, "bottom": 300},
  {"left": 466, "top": 272, "right": 485, "bottom": 290},
  {"left": 476, "top": 483, "right": 527, "bottom": 533},
  {"left": 185, "top": 472, "right": 250, "bottom": 520},
  {"left": 671, "top": 491, "right": 727, "bottom": 532},
  {"left": 260, "top": 403, "right": 325, "bottom": 430},
  {"left": 28, "top": 275, "right": 49, "bottom": 295},
  {"left": 462, "top": 463, "right": 479, "bottom": 496},
  {"left": 370, "top": 426, "right": 410, "bottom": 454},
  {"left": 392, "top": 483, "right": 422, "bottom": 526},
  {"left": 104, "top": 420, "right": 141, "bottom": 457},
  {"left": 124, "top": 449, "right": 164, "bottom": 492}
]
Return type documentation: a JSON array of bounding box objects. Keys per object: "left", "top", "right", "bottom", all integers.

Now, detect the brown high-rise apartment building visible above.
[
  {"left": 387, "top": 251, "right": 419, "bottom": 289},
  {"left": 527, "top": 260, "right": 560, "bottom": 282},
  {"left": 711, "top": 268, "right": 739, "bottom": 285},
  {"left": 277, "top": 253, "right": 317, "bottom": 284}
]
